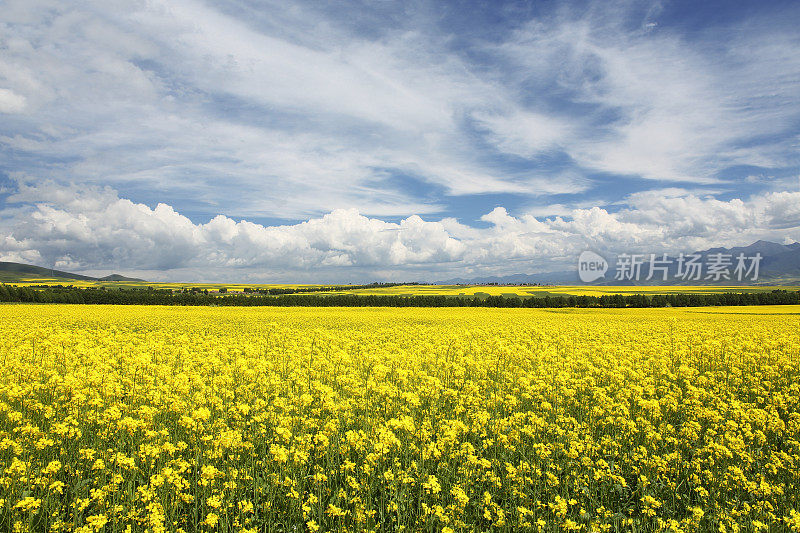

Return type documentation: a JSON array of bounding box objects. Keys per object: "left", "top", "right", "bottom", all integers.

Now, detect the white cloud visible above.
[
  {"left": 0, "top": 88, "right": 27, "bottom": 113},
  {"left": 473, "top": 110, "right": 570, "bottom": 157},
  {"left": 0, "top": 0, "right": 546, "bottom": 219},
  {"left": 1, "top": 182, "right": 467, "bottom": 276},
  {"left": 0, "top": 0, "right": 798, "bottom": 258},
  {"left": 2, "top": 182, "right": 799, "bottom": 281},
  {"left": 493, "top": 9, "right": 800, "bottom": 181},
  {"left": 756, "top": 191, "right": 800, "bottom": 229}
]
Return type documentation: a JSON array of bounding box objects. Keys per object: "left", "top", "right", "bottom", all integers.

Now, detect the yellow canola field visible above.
[
  {"left": 305, "top": 285, "right": 800, "bottom": 297},
  {"left": 10, "top": 281, "right": 800, "bottom": 299},
  {"left": 0, "top": 305, "right": 799, "bottom": 532}
]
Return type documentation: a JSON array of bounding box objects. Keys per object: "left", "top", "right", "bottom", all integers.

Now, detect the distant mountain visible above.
[
  {"left": 0, "top": 261, "right": 146, "bottom": 283},
  {"left": 97, "top": 273, "right": 147, "bottom": 282},
  {"left": 696, "top": 240, "right": 800, "bottom": 281},
  {"left": 437, "top": 240, "right": 800, "bottom": 285}
]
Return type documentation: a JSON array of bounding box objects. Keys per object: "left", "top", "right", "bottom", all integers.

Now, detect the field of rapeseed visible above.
[{"left": 0, "top": 305, "right": 798, "bottom": 532}]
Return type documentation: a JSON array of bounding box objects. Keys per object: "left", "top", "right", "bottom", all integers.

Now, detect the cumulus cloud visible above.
[
  {"left": 2, "top": 182, "right": 799, "bottom": 281},
  {"left": 0, "top": 182, "right": 468, "bottom": 277}
]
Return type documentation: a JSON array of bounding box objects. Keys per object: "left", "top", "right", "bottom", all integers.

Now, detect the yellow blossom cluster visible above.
[{"left": 0, "top": 304, "right": 798, "bottom": 532}]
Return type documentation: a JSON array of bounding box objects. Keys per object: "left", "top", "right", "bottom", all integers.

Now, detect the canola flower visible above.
[
  {"left": 0, "top": 304, "right": 798, "bottom": 532},
  {"left": 11, "top": 280, "right": 800, "bottom": 299}
]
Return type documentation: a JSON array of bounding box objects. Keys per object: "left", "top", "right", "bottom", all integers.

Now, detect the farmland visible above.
[
  {"left": 0, "top": 304, "right": 798, "bottom": 531},
  {"left": 8, "top": 280, "right": 800, "bottom": 299}
]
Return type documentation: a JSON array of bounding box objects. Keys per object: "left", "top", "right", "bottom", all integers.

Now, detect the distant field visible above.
[
  {"left": 7, "top": 280, "right": 800, "bottom": 298},
  {"left": 8, "top": 279, "right": 321, "bottom": 291},
  {"left": 0, "top": 273, "right": 79, "bottom": 284},
  {"left": 296, "top": 284, "right": 800, "bottom": 298}
]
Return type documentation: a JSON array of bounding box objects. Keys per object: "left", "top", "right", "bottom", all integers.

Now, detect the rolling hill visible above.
[{"left": 0, "top": 262, "right": 146, "bottom": 283}]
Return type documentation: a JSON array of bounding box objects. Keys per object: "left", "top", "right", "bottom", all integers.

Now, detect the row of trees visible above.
[{"left": 1, "top": 284, "right": 798, "bottom": 308}]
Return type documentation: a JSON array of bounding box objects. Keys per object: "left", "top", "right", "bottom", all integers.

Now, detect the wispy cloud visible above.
[
  {"left": 1, "top": 0, "right": 545, "bottom": 219},
  {"left": 491, "top": 7, "right": 800, "bottom": 183}
]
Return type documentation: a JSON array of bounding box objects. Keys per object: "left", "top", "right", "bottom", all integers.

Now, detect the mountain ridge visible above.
[
  {"left": 437, "top": 240, "right": 800, "bottom": 285},
  {"left": 0, "top": 261, "right": 146, "bottom": 283}
]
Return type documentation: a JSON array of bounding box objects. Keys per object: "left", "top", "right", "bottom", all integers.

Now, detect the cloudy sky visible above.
[{"left": 1, "top": 0, "right": 799, "bottom": 282}]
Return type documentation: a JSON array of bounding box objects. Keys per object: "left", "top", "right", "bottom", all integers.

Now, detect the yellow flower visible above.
[
  {"left": 204, "top": 513, "right": 219, "bottom": 528},
  {"left": 326, "top": 503, "right": 347, "bottom": 517},
  {"left": 1, "top": 303, "right": 797, "bottom": 532},
  {"left": 422, "top": 475, "right": 441, "bottom": 495},
  {"left": 86, "top": 514, "right": 108, "bottom": 530},
  {"left": 13, "top": 497, "right": 41, "bottom": 513},
  {"left": 206, "top": 495, "right": 222, "bottom": 509}
]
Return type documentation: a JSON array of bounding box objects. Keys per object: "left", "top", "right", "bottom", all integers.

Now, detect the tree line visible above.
[{"left": 1, "top": 284, "right": 798, "bottom": 308}]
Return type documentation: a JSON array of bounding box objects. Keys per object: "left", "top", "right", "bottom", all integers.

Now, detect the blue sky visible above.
[{"left": 0, "top": 0, "right": 799, "bottom": 282}]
